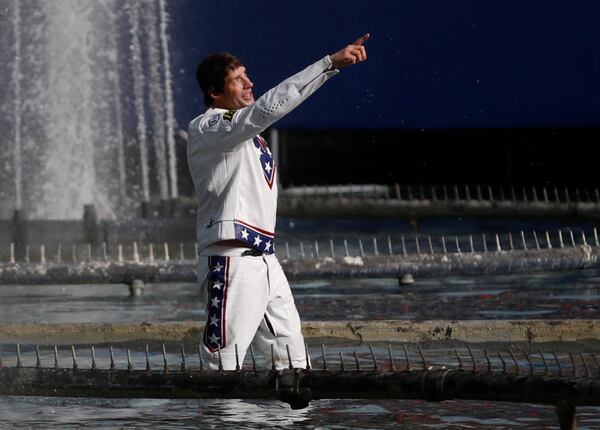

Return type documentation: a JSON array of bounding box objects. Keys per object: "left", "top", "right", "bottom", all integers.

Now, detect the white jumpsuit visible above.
[{"left": 187, "top": 55, "right": 339, "bottom": 370}]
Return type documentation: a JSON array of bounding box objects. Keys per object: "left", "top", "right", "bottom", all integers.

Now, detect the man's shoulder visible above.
[{"left": 190, "top": 108, "right": 239, "bottom": 134}]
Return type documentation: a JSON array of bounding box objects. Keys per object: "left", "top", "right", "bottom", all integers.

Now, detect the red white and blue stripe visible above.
[
  {"left": 203, "top": 256, "right": 230, "bottom": 352},
  {"left": 253, "top": 134, "right": 275, "bottom": 189},
  {"left": 234, "top": 219, "right": 275, "bottom": 254}
]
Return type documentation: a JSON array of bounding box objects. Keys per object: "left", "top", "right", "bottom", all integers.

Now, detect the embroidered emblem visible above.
[
  {"left": 223, "top": 110, "right": 236, "bottom": 121},
  {"left": 207, "top": 114, "right": 219, "bottom": 127},
  {"left": 203, "top": 256, "right": 229, "bottom": 352},
  {"left": 252, "top": 135, "right": 275, "bottom": 189}
]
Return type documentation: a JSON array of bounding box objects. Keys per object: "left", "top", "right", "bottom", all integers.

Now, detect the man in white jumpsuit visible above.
[{"left": 187, "top": 34, "right": 369, "bottom": 371}]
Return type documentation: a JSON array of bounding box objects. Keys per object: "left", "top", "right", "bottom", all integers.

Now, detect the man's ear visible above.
[{"left": 209, "top": 89, "right": 222, "bottom": 103}]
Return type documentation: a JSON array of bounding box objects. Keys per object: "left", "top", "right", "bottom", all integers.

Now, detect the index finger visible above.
[{"left": 353, "top": 33, "right": 370, "bottom": 46}]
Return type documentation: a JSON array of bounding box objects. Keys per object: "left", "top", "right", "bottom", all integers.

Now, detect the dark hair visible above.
[{"left": 196, "top": 52, "right": 243, "bottom": 107}]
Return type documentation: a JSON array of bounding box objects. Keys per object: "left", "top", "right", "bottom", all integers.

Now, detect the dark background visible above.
[{"left": 168, "top": 0, "right": 600, "bottom": 192}]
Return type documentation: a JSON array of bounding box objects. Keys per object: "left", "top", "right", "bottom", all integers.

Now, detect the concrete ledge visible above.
[{"left": 2, "top": 319, "right": 600, "bottom": 346}]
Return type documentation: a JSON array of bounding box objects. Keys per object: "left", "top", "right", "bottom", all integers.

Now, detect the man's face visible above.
[{"left": 212, "top": 66, "right": 254, "bottom": 110}]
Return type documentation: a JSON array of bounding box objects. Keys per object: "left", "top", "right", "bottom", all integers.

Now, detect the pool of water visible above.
[{"left": 1, "top": 269, "right": 600, "bottom": 324}]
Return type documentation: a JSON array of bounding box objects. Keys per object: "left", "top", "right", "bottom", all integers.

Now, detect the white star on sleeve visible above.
[
  {"left": 253, "top": 236, "right": 262, "bottom": 247},
  {"left": 241, "top": 229, "right": 249, "bottom": 240},
  {"left": 213, "top": 262, "right": 223, "bottom": 272},
  {"left": 264, "top": 162, "right": 272, "bottom": 173},
  {"left": 209, "top": 315, "right": 220, "bottom": 326},
  {"left": 264, "top": 241, "right": 272, "bottom": 252},
  {"left": 212, "top": 280, "right": 223, "bottom": 290},
  {"left": 208, "top": 333, "right": 220, "bottom": 344},
  {"left": 211, "top": 297, "right": 221, "bottom": 308}
]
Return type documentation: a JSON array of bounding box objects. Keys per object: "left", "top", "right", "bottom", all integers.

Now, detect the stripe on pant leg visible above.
[{"left": 203, "top": 256, "right": 230, "bottom": 352}]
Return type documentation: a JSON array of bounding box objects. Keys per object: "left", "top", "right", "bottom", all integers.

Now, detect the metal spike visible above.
[
  {"left": 500, "top": 186, "right": 506, "bottom": 201},
  {"left": 582, "top": 230, "right": 588, "bottom": 246},
  {"left": 40, "top": 245, "right": 46, "bottom": 264},
  {"left": 455, "top": 349, "right": 464, "bottom": 370},
  {"left": 148, "top": 243, "right": 155, "bottom": 262},
  {"left": 510, "top": 186, "right": 516, "bottom": 201},
  {"left": 164, "top": 242, "right": 170, "bottom": 261},
  {"left": 522, "top": 187, "right": 528, "bottom": 203},
  {"left": 358, "top": 239, "right": 364, "bottom": 257},
  {"left": 453, "top": 184, "right": 459, "bottom": 200},
  {"left": 249, "top": 344, "right": 257, "bottom": 372},
  {"left": 286, "top": 344, "right": 293, "bottom": 370},
  {"left": 71, "top": 345, "right": 78, "bottom": 370},
  {"left": 487, "top": 185, "right": 494, "bottom": 201},
  {"left": 387, "top": 236, "right": 393, "bottom": 255},
  {"left": 476, "top": 185, "right": 482, "bottom": 200},
  {"left": 495, "top": 234, "right": 501, "bottom": 252},
  {"left": 102, "top": 242, "right": 108, "bottom": 261},
  {"left": 314, "top": 240, "right": 320, "bottom": 258},
  {"left": 388, "top": 345, "right": 395, "bottom": 371},
  {"left": 321, "top": 344, "right": 327, "bottom": 371},
  {"left": 25, "top": 245, "right": 30, "bottom": 262},
  {"left": 127, "top": 349, "right": 132, "bottom": 371},
  {"left": 467, "top": 346, "right": 477, "bottom": 372},
  {"left": 354, "top": 351, "right": 361, "bottom": 371},
  {"left": 554, "top": 187, "right": 560, "bottom": 203},
  {"left": 217, "top": 345, "right": 223, "bottom": 371},
  {"left": 455, "top": 236, "right": 461, "bottom": 253},
  {"left": 394, "top": 183, "right": 401, "bottom": 199},
  {"left": 463, "top": 185, "right": 470, "bottom": 200},
  {"left": 522, "top": 349, "right": 533, "bottom": 374},
  {"left": 596, "top": 188, "right": 600, "bottom": 203},
  {"left": 271, "top": 344, "right": 276, "bottom": 371},
  {"left": 483, "top": 350, "right": 491, "bottom": 373},
  {"left": 179, "top": 243, "right": 185, "bottom": 260},
  {"left": 508, "top": 348, "right": 520, "bottom": 374},
  {"left": 180, "top": 345, "right": 187, "bottom": 371},
  {"left": 407, "top": 185, "right": 413, "bottom": 200},
  {"left": 418, "top": 345, "right": 427, "bottom": 370},
  {"left": 532, "top": 186, "right": 538, "bottom": 202},
  {"left": 558, "top": 230, "right": 565, "bottom": 248},
  {"left": 569, "top": 351, "right": 577, "bottom": 377},
  {"left": 403, "top": 344, "right": 410, "bottom": 371},
  {"left": 482, "top": 233, "right": 487, "bottom": 253},
  {"left": 569, "top": 230, "right": 576, "bottom": 247},
  {"left": 16, "top": 344, "right": 22, "bottom": 368},
  {"left": 339, "top": 351, "right": 345, "bottom": 371},
  {"left": 542, "top": 187, "right": 549, "bottom": 202},
  {"left": 329, "top": 239, "right": 336, "bottom": 259},
  {"left": 520, "top": 230, "right": 527, "bottom": 250},
  {"left": 144, "top": 344, "right": 150, "bottom": 371},
  {"left": 498, "top": 352, "right": 507, "bottom": 373},
  {"left": 545, "top": 231, "right": 552, "bottom": 249},
  {"left": 36, "top": 345, "right": 41, "bottom": 368},
  {"left": 401, "top": 236, "right": 407, "bottom": 255},
  {"left": 431, "top": 185, "right": 437, "bottom": 201},
  {"left": 469, "top": 235, "right": 474, "bottom": 253},
  {"left": 86, "top": 243, "right": 92, "bottom": 262},
  {"left": 415, "top": 237, "right": 421, "bottom": 255},
  {"left": 428, "top": 236, "right": 434, "bottom": 254},
  {"left": 285, "top": 242, "right": 290, "bottom": 259},
  {"left": 442, "top": 236, "right": 447, "bottom": 254},
  {"left": 304, "top": 342, "right": 310, "bottom": 371},
  {"left": 508, "top": 232, "right": 514, "bottom": 251},
  {"left": 198, "top": 344, "right": 204, "bottom": 371},
  {"left": 369, "top": 345, "right": 378, "bottom": 371},
  {"left": 533, "top": 231, "right": 541, "bottom": 250},
  {"left": 300, "top": 241, "right": 305, "bottom": 258},
  {"left": 9, "top": 243, "right": 15, "bottom": 264},
  {"left": 90, "top": 346, "right": 96, "bottom": 370},
  {"left": 234, "top": 344, "right": 240, "bottom": 371},
  {"left": 54, "top": 345, "right": 60, "bottom": 369},
  {"left": 580, "top": 352, "right": 590, "bottom": 378},
  {"left": 162, "top": 344, "right": 169, "bottom": 373},
  {"left": 539, "top": 350, "right": 549, "bottom": 375},
  {"left": 442, "top": 184, "right": 448, "bottom": 200},
  {"left": 117, "top": 244, "right": 123, "bottom": 262},
  {"left": 373, "top": 237, "right": 379, "bottom": 256},
  {"left": 553, "top": 351, "right": 563, "bottom": 377},
  {"left": 594, "top": 228, "right": 599, "bottom": 247},
  {"left": 343, "top": 239, "right": 349, "bottom": 257},
  {"left": 133, "top": 242, "right": 140, "bottom": 262}
]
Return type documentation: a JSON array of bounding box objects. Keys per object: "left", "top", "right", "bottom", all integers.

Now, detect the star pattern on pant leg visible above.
[{"left": 204, "top": 256, "right": 228, "bottom": 352}]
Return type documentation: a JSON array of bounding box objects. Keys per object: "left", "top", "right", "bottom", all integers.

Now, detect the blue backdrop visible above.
[{"left": 170, "top": 0, "right": 600, "bottom": 130}]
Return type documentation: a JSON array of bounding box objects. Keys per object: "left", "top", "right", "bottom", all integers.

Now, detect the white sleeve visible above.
[{"left": 199, "top": 55, "right": 339, "bottom": 150}]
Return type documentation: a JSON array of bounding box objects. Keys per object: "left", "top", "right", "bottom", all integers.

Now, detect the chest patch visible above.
[{"left": 252, "top": 135, "right": 275, "bottom": 189}]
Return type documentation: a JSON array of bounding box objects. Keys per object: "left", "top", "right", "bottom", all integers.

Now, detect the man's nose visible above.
[{"left": 244, "top": 77, "right": 253, "bottom": 88}]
